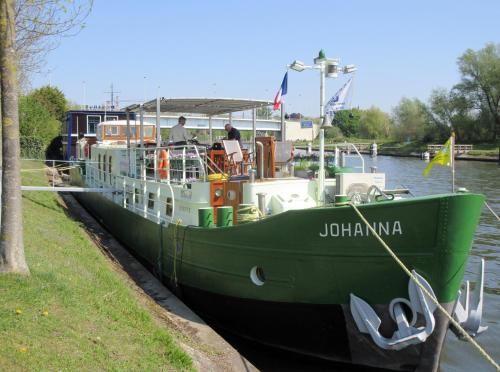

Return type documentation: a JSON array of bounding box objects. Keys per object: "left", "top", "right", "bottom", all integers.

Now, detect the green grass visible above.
[
  {"left": 466, "top": 143, "right": 499, "bottom": 156},
  {"left": 0, "top": 161, "right": 192, "bottom": 371},
  {"left": 378, "top": 141, "right": 428, "bottom": 154}
]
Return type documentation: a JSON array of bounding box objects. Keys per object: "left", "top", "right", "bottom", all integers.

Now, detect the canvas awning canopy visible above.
[{"left": 124, "top": 98, "right": 273, "bottom": 116}]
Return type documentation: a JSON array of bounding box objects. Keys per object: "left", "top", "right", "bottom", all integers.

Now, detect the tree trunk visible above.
[{"left": 0, "top": 0, "right": 29, "bottom": 274}]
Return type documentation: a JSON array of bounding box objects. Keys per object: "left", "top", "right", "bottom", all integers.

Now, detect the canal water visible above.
[{"left": 222, "top": 156, "right": 500, "bottom": 371}]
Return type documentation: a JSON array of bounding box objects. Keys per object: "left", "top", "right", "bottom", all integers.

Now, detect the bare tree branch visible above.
[{"left": 14, "top": 0, "right": 93, "bottom": 89}]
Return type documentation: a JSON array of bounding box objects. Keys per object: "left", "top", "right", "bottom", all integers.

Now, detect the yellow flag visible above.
[{"left": 423, "top": 137, "right": 452, "bottom": 176}]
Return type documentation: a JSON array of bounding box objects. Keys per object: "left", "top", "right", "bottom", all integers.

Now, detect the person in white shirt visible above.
[{"left": 168, "top": 116, "right": 191, "bottom": 145}]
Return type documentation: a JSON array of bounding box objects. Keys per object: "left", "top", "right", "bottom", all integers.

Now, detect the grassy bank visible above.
[{"left": 0, "top": 161, "right": 192, "bottom": 370}]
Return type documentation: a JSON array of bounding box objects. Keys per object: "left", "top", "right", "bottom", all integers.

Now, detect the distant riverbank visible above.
[{"left": 295, "top": 141, "right": 499, "bottom": 163}]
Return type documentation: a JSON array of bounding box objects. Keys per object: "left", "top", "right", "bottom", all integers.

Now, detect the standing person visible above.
[
  {"left": 224, "top": 123, "right": 241, "bottom": 146},
  {"left": 168, "top": 116, "right": 191, "bottom": 145}
]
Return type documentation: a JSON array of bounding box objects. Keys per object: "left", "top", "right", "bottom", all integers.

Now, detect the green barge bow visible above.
[{"left": 69, "top": 98, "right": 486, "bottom": 371}]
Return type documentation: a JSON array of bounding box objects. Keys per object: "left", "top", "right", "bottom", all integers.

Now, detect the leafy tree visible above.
[
  {"left": 29, "top": 85, "right": 67, "bottom": 122},
  {"left": 332, "top": 108, "right": 362, "bottom": 137},
  {"left": 427, "top": 88, "right": 471, "bottom": 142},
  {"left": 19, "top": 95, "right": 61, "bottom": 149},
  {"left": 392, "top": 98, "right": 429, "bottom": 141},
  {"left": 454, "top": 43, "right": 500, "bottom": 141},
  {"left": 257, "top": 106, "right": 272, "bottom": 119},
  {"left": 359, "top": 106, "right": 392, "bottom": 139},
  {"left": 324, "top": 126, "right": 344, "bottom": 140}
]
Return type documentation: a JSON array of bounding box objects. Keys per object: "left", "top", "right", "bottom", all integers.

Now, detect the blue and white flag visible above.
[{"left": 325, "top": 78, "right": 353, "bottom": 116}]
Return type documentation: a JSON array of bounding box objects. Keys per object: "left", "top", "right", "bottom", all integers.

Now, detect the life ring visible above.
[{"left": 158, "top": 149, "right": 169, "bottom": 179}]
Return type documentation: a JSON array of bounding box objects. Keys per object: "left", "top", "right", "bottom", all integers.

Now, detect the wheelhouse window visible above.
[
  {"left": 105, "top": 125, "right": 119, "bottom": 136},
  {"left": 126, "top": 127, "right": 136, "bottom": 137},
  {"left": 87, "top": 115, "right": 101, "bottom": 134}
]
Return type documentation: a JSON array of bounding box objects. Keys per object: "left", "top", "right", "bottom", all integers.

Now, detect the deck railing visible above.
[
  {"left": 132, "top": 145, "right": 208, "bottom": 184},
  {"left": 85, "top": 162, "right": 175, "bottom": 225}
]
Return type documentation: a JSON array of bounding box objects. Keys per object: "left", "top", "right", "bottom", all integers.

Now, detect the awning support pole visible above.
[
  {"left": 209, "top": 115, "right": 213, "bottom": 144},
  {"left": 139, "top": 104, "right": 144, "bottom": 148},
  {"left": 252, "top": 108, "right": 256, "bottom": 152},
  {"left": 126, "top": 109, "right": 131, "bottom": 176}
]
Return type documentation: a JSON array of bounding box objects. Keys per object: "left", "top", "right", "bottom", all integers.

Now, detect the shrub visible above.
[{"left": 19, "top": 95, "right": 61, "bottom": 156}]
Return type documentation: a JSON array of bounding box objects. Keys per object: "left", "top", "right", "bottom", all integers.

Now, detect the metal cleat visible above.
[
  {"left": 452, "top": 258, "right": 488, "bottom": 338},
  {"left": 350, "top": 271, "right": 437, "bottom": 351}
]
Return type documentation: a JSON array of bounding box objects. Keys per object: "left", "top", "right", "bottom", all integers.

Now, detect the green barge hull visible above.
[{"left": 73, "top": 190, "right": 484, "bottom": 371}]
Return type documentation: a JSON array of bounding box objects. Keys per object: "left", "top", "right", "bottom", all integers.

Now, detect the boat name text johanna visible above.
[{"left": 319, "top": 221, "right": 403, "bottom": 238}]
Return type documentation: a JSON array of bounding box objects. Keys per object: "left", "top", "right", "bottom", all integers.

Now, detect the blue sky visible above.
[{"left": 32, "top": 0, "right": 500, "bottom": 116}]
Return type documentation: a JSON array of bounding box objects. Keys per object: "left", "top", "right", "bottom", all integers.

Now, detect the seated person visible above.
[
  {"left": 224, "top": 123, "right": 241, "bottom": 146},
  {"left": 169, "top": 116, "right": 191, "bottom": 145}
]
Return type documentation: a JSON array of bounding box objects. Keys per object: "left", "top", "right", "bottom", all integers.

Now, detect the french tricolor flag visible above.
[{"left": 273, "top": 72, "right": 288, "bottom": 110}]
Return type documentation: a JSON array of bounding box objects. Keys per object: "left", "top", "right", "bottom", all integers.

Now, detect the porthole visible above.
[
  {"left": 250, "top": 266, "right": 266, "bottom": 286},
  {"left": 227, "top": 190, "right": 237, "bottom": 201}
]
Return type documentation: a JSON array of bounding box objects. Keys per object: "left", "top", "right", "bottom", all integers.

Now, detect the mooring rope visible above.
[
  {"left": 349, "top": 202, "right": 500, "bottom": 371},
  {"left": 484, "top": 201, "right": 500, "bottom": 221},
  {"left": 236, "top": 205, "right": 263, "bottom": 224}
]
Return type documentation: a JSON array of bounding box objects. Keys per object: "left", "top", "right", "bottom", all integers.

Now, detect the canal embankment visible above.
[
  {"left": 0, "top": 160, "right": 254, "bottom": 371},
  {"left": 295, "top": 141, "right": 499, "bottom": 162}
]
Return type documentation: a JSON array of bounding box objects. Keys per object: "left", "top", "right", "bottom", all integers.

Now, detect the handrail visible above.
[
  {"left": 131, "top": 144, "right": 208, "bottom": 184},
  {"left": 348, "top": 143, "right": 365, "bottom": 173},
  {"left": 205, "top": 155, "right": 225, "bottom": 175},
  {"left": 85, "top": 162, "right": 175, "bottom": 225}
]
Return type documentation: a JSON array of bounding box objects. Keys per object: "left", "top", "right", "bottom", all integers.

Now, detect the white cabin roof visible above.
[
  {"left": 124, "top": 98, "right": 273, "bottom": 116},
  {"left": 97, "top": 120, "right": 155, "bottom": 126}
]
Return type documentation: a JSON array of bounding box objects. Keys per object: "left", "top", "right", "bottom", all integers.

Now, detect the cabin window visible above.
[
  {"left": 106, "top": 116, "right": 118, "bottom": 121},
  {"left": 98, "top": 154, "right": 101, "bottom": 180},
  {"left": 134, "top": 188, "right": 140, "bottom": 204},
  {"left": 105, "top": 126, "right": 119, "bottom": 136},
  {"left": 103, "top": 155, "right": 107, "bottom": 182},
  {"left": 126, "top": 127, "right": 136, "bottom": 137},
  {"left": 147, "top": 192, "right": 155, "bottom": 210},
  {"left": 87, "top": 115, "right": 101, "bottom": 134},
  {"left": 108, "top": 156, "right": 112, "bottom": 184},
  {"left": 125, "top": 186, "right": 133, "bottom": 207},
  {"left": 166, "top": 197, "right": 173, "bottom": 216}
]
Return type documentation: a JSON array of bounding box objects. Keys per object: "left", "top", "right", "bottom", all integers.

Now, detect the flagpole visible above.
[
  {"left": 451, "top": 132, "right": 455, "bottom": 193},
  {"left": 281, "top": 101, "right": 285, "bottom": 141}
]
